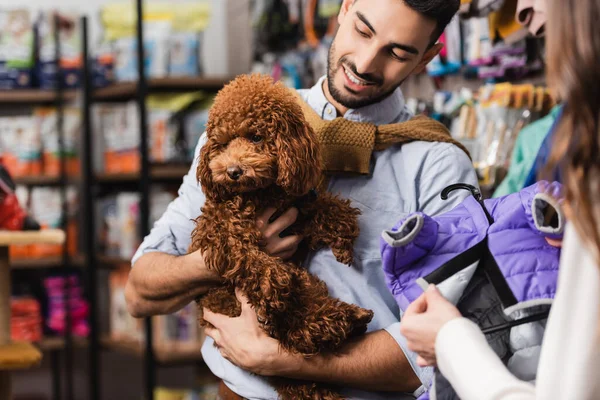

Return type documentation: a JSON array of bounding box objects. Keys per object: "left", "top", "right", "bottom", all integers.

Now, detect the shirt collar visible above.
[{"left": 305, "top": 75, "right": 408, "bottom": 125}]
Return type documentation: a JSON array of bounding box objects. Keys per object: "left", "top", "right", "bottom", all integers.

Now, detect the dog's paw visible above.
[{"left": 332, "top": 240, "right": 354, "bottom": 266}]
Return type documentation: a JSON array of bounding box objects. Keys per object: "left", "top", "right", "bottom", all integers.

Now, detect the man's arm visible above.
[
  {"left": 127, "top": 136, "right": 214, "bottom": 317},
  {"left": 281, "top": 330, "right": 421, "bottom": 392},
  {"left": 125, "top": 251, "right": 219, "bottom": 317},
  {"left": 203, "top": 295, "right": 422, "bottom": 393}
]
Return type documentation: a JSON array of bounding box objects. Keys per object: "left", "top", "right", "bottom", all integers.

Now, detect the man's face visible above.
[{"left": 327, "top": 0, "right": 439, "bottom": 109}]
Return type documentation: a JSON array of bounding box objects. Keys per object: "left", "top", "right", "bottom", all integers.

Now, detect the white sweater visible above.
[{"left": 435, "top": 223, "right": 600, "bottom": 400}]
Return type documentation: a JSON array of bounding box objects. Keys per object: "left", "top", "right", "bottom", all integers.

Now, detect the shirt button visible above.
[{"left": 326, "top": 107, "right": 333, "bottom": 115}]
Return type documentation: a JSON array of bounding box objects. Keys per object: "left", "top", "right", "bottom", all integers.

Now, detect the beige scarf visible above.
[{"left": 291, "top": 90, "right": 471, "bottom": 176}]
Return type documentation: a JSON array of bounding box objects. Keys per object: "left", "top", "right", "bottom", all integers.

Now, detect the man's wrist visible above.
[
  {"left": 269, "top": 349, "right": 318, "bottom": 379},
  {"left": 183, "top": 250, "right": 220, "bottom": 285}
]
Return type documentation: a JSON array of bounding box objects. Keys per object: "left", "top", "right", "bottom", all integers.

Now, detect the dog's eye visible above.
[{"left": 250, "top": 134, "right": 263, "bottom": 143}]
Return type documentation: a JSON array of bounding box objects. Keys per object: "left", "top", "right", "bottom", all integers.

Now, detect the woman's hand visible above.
[
  {"left": 400, "top": 284, "right": 462, "bottom": 367},
  {"left": 256, "top": 207, "right": 303, "bottom": 260}
]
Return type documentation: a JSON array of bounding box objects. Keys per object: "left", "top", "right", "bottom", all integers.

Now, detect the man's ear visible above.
[
  {"left": 338, "top": 0, "right": 356, "bottom": 25},
  {"left": 412, "top": 42, "right": 444, "bottom": 75}
]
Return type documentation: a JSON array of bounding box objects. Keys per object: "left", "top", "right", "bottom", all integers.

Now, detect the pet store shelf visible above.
[
  {"left": 97, "top": 255, "right": 131, "bottom": 268},
  {"left": 95, "top": 164, "right": 190, "bottom": 183},
  {"left": 36, "top": 337, "right": 88, "bottom": 352},
  {"left": 93, "top": 76, "right": 232, "bottom": 101},
  {"left": 0, "top": 89, "right": 77, "bottom": 104},
  {"left": 0, "top": 230, "right": 65, "bottom": 246},
  {"left": 0, "top": 341, "right": 42, "bottom": 371},
  {"left": 10, "top": 254, "right": 86, "bottom": 270},
  {"left": 100, "top": 336, "right": 204, "bottom": 365},
  {"left": 13, "top": 176, "right": 80, "bottom": 186}
]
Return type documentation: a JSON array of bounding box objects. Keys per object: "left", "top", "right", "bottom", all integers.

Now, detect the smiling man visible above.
[{"left": 127, "top": 0, "right": 479, "bottom": 399}]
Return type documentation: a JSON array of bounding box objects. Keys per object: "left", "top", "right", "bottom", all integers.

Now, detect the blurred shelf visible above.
[
  {"left": 97, "top": 254, "right": 130, "bottom": 268},
  {"left": 93, "top": 76, "right": 231, "bottom": 101},
  {"left": 0, "top": 341, "right": 42, "bottom": 370},
  {"left": 36, "top": 337, "right": 88, "bottom": 352},
  {"left": 0, "top": 89, "right": 77, "bottom": 104},
  {"left": 95, "top": 164, "right": 190, "bottom": 183},
  {"left": 14, "top": 176, "right": 80, "bottom": 186},
  {"left": 0, "top": 229, "right": 65, "bottom": 247},
  {"left": 101, "top": 336, "right": 204, "bottom": 365},
  {"left": 10, "top": 254, "right": 85, "bottom": 270}
]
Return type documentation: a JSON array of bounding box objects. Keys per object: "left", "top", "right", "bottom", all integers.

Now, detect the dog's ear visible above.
[
  {"left": 276, "top": 118, "right": 322, "bottom": 196},
  {"left": 197, "top": 139, "right": 221, "bottom": 201}
]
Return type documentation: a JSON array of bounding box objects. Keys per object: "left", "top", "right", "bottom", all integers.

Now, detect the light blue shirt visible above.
[{"left": 132, "top": 76, "right": 479, "bottom": 399}]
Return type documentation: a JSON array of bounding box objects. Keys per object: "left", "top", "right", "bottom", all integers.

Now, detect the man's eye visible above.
[
  {"left": 250, "top": 135, "right": 263, "bottom": 143},
  {"left": 355, "top": 26, "right": 369, "bottom": 38}
]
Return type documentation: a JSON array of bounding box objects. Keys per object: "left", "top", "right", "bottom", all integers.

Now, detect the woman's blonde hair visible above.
[{"left": 545, "top": 0, "right": 600, "bottom": 260}]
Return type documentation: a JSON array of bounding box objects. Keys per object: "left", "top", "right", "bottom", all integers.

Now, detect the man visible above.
[{"left": 127, "top": 0, "right": 478, "bottom": 398}]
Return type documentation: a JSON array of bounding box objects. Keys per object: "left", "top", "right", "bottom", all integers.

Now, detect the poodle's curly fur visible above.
[{"left": 189, "top": 74, "right": 374, "bottom": 400}]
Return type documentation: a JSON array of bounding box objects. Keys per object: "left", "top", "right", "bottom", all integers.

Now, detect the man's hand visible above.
[
  {"left": 256, "top": 207, "right": 303, "bottom": 260},
  {"left": 203, "top": 288, "right": 301, "bottom": 376}
]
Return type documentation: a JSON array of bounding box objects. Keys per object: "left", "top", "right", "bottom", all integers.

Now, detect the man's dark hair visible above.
[{"left": 403, "top": 0, "right": 461, "bottom": 47}]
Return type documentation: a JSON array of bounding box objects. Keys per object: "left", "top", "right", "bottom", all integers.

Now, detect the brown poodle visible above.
[{"left": 188, "top": 74, "right": 374, "bottom": 400}]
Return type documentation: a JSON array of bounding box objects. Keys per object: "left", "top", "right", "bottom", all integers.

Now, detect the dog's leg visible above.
[
  {"left": 196, "top": 286, "right": 240, "bottom": 328},
  {"left": 272, "top": 378, "right": 345, "bottom": 400},
  {"left": 301, "top": 192, "right": 360, "bottom": 266},
  {"left": 272, "top": 267, "right": 373, "bottom": 355}
]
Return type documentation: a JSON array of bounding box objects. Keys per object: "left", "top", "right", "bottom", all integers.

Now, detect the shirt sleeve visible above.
[
  {"left": 436, "top": 318, "right": 536, "bottom": 400},
  {"left": 131, "top": 134, "right": 208, "bottom": 266},
  {"left": 416, "top": 143, "right": 480, "bottom": 215},
  {"left": 383, "top": 143, "right": 479, "bottom": 396},
  {"left": 384, "top": 322, "right": 433, "bottom": 398}
]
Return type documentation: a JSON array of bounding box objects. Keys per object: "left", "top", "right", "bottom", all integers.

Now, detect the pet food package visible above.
[
  {"left": 154, "top": 302, "right": 200, "bottom": 352},
  {"left": 149, "top": 109, "right": 179, "bottom": 163},
  {"left": 35, "top": 11, "right": 82, "bottom": 89},
  {"left": 168, "top": 32, "right": 201, "bottom": 77},
  {"left": 183, "top": 94, "right": 215, "bottom": 160},
  {"left": 0, "top": 9, "right": 34, "bottom": 89},
  {"left": 97, "top": 196, "right": 120, "bottom": 257},
  {"left": 112, "top": 16, "right": 171, "bottom": 82},
  {"left": 35, "top": 107, "right": 81, "bottom": 177},
  {"left": 109, "top": 267, "right": 144, "bottom": 342},
  {"left": 11, "top": 297, "right": 42, "bottom": 342},
  {"left": 117, "top": 192, "right": 141, "bottom": 260},
  {"left": 95, "top": 102, "right": 140, "bottom": 174},
  {"left": 0, "top": 116, "right": 42, "bottom": 178},
  {"left": 98, "top": 188, "right": 175, "bottom": 259},
  {"left": 28, "top": 187, "right": 79, "bottom": 258},
  {"left": 9, "top": 185, "right": 31, "bottom": 259}
]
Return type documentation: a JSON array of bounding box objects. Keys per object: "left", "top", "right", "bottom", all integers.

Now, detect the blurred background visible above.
[{"left": 0, "top": 0, "right": 556, "bottom": 399}]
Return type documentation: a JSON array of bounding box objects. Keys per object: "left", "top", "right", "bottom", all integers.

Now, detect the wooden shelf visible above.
[
  {"left": 36, "top": 337, "right": 88, "bottom": 352},
  {"left": 0, "top": 89, "right": 77, "bottom": 104},
  {"left": 101, "top": 336, "right": 204, "bottom": 365},
  {"left": 0, "top": 230, "right": 65, "bottom": 247},
  {"left": 14, "top": 176, "right": 80, "bottom": 186},
  {"left": 10, "top": 254, "right": 85, "bottom": 270},
  {"left": 96, "top": 164, "right": 190, "bottom": 183},
  {"left": 0, "top": 341, "right": 42, "bottom": 371},
  {"left": 93, "top": 76, "right": 231, "bottom": 101},
  {"left": 97, "top": 254, "right": 130, "bottom": 268}
]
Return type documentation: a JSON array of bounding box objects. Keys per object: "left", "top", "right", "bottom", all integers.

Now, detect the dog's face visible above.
[
  {"left": 198, "top": 74, "right": 322, "bottom": 200},
  {"left": 206, "top": 120, "right": 279, "bottom": 194}
]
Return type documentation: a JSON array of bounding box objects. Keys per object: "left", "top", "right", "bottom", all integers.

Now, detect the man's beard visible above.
[{"left": 326, "top": 41, "right": 401, "bottom": 110}]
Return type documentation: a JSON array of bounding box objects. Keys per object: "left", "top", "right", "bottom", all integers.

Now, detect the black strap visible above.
[
  {"left": 423, "top": 238, "right": 488, "bottom": 285},
  {"left": 480, "top": 246, "right": 518, "bottom": 309},
  {"left": 481, "top": 310, "right": 550, "bottom": 335},
  {"left": 423, "top": 236, "right": 549, "bottom": 335}
]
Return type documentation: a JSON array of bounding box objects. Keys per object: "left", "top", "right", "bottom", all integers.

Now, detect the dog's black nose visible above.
[{"left": 227, "top": 166, "right": 243, "bottom": 180}]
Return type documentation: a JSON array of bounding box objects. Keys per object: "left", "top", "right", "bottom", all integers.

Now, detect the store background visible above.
[{"left": 0, "top": 0, "right": 555, "bottom": 399}]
